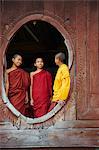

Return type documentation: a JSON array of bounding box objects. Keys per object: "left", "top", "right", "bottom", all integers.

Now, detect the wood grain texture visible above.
[
  {"left": 0, "top": 123, "right": 99, "bottom": 148},
  {"left": 0, "top": 0, "right": 99, "bottom": 148},
  {"left": 76, "top": 0, "right": 99, "bottom": 120},
  {"left": 76, "top": 1, "right": 88, "bottom": 119}
]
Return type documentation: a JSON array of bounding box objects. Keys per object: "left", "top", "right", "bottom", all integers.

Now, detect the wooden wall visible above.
[
  {"left": 0, "top": 0, "right": 99, "bottom": 148},
  {"left": 76, "top": 1, "right": 99, "bottom": 120}
]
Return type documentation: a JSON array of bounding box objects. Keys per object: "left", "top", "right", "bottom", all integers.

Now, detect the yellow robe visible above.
[{"left": 52, "top": 64, "right": 70, "bottom": 102}]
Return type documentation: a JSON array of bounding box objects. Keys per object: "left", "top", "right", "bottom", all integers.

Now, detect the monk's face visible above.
[
  {"left": 34, "top": 58, "right": 44, "bottom": 69},
  {"left": 55, "top": 57, "right": 60, "bottom": 66},
  {"left": 12, "top": 55, "right": 22, "bottom": 67}
]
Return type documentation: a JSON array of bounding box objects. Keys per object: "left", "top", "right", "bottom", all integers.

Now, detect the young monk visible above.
[
  {"left": 30, "top": 57, "right": 52, "bottom": 118},
  {"left": 6, "top": 54, "right": 30, "bottom": 115},
  {"left": 48, "top": 52, "right": 70, "bottom": 111}
]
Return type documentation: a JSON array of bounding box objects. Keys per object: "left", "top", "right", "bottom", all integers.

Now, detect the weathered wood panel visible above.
[
  {"left": 0, "top": 0, "right": 99, "bottom": 148},
  {"left": 76, "top": 1, "right": 88, "bottom": 119},
  {"left": 76, "top": 0, "right": 99, "bottom": 119},
  {"left": 0, "top": 123, "right": 99, "bottom": 148},
  {"left": 88, "top": 1, "right": 99, "bottom": 94},
  {"left": 54, "top": 1, "right": 65, "bottom": 21},
  {"left": 54, "top": 120, "right": 99, "bottom": 129},
  {"left": 85, "top": 1, "right": 99, "bottom": 118}
]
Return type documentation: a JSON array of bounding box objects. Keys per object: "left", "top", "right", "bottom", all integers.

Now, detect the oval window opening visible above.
[{"left": 2, "top": 19, "right": 73, "bottom": 125}]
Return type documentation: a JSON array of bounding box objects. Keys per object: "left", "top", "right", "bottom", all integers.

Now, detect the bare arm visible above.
[
  {"left": 25, "top": 91, "right": 29, "bottom": 104},
  {"left": 25, "top": 73, "right": 30, "bottom": 104},
  {"left": 30, "top": 72, "right": 34, "bottom": 106},
  {"left": 5, "top": 72, "right": 9, "bottom": 97}
]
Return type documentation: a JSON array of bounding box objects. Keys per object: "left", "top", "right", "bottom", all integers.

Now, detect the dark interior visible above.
[{"left": 6, "top": 20, "right": 68, "bottom": 79}]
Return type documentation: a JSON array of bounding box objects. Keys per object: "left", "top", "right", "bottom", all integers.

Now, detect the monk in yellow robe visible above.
[{"left": 48, "top": 52, "right": 70, "bottom": 111}]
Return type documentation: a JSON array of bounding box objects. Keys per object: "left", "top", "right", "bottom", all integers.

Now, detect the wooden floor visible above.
[{"left": 0, "top": 121, "right": 99, "bottom": 149}]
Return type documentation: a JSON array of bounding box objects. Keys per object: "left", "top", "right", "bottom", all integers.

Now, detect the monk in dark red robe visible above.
[
  {"left": 7, "top": 68, "right": 30, "bottom": 115},
  {"left": 6, "top": 54, "right": 30, "bottom": 116},
  {"left": 30, "top": 58, "right": 52, "bottom": 118}
]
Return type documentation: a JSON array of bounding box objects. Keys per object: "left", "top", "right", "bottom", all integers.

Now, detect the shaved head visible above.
[{"left": 55, "top": 52, "right": 65, "bottom": 62}]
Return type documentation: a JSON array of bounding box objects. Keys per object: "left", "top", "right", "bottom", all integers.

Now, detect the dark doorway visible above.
[{"left": 6, "top": 20, "right": 68, "bottom": 79}]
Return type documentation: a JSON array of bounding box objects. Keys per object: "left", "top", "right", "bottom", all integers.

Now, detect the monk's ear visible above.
[
  {"left": 12, "top": 58, "right": 14, "bottom": 62},
  {"left": 34, "top": 63, "right": 36, "bottom": 67}
]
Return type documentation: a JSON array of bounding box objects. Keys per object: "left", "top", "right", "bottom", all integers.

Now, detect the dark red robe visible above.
[
  {"left": 8, "top": 68, "right": 30, "bottom": 115},
  {"left": 32, "top": 70, "right": 52, "bottom": 118}
]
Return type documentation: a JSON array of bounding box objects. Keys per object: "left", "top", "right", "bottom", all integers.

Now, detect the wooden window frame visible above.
[{"left": 1, "top": 14, "right": 74, "bottom": 127}]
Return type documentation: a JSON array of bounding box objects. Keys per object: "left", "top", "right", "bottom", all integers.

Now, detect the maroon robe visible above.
[
  {"left": 8, "top": 68, "right": 30, "bottom": 115},
  {"left": 32, "top": 70, "right": 52, "bottom": 118}
]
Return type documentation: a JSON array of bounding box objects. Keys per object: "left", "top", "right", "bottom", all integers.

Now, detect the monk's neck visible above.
[
  {"left": 12, "top": 64, "right": 18, "bottom": 69},
  {"left": 58, "top": 62, "right": 64, "bottom": 67},
  {"left": 37, "top": 68, "right": 43, "bottom": 72}
]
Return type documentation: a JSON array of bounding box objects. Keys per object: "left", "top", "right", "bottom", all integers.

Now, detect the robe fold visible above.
[
  {"left": 31, "top": 70, "right": 52, "bottom": 118},
  {"left": 8, "top": 68, "right": 30, "bottom": 115}
]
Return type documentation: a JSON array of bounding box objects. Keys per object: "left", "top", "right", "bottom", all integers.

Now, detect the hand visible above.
[
  {"left": 50, "top": 96, "right": 53, "bottom": 101},
  {"left": 25, "top": 92, "right": 29, "bottom": 104},
  {"left": 58, "top": 100, "right": 65, "bottom": 105},
  {"left": 30, "top": 99, "right": 34, "bottom": 106},
  {"left": 25, "top": 99, "right": 29, "bottom": 104}
]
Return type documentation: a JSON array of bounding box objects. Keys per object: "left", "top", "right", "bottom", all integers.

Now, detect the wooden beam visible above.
[
  {"left": 0, "top": 125, "right": 99, "bottom": 148},
  {"left": 24, "top": 25, "right": 39, "bottom": 42},
  {"left": 54, "top": 120, "right": 99, "bottom": 128}
]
